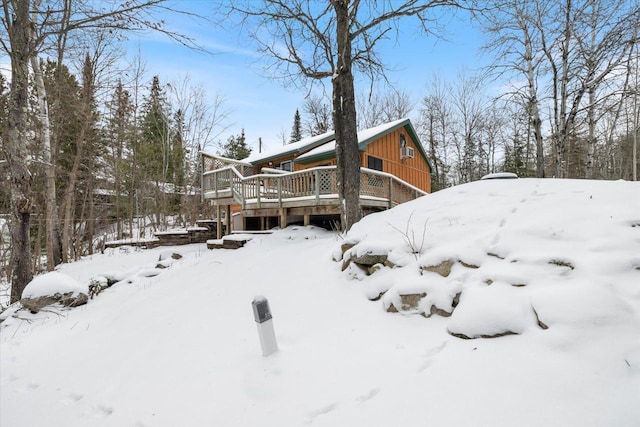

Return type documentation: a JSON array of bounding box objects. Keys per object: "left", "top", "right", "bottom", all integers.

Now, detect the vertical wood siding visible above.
[{"left": 363, "top": 128, "right": 431, "bottom": 193}]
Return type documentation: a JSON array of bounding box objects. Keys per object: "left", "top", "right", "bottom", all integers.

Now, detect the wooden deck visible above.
[
  {"left": 202, "top": 165, "right": 426, "bottom": 209},
  {"left": 200, "top": 159, "right": 427, "bottom": 232}
]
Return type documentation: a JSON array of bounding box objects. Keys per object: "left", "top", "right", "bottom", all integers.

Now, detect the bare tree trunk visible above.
[
  {"left": 5, "top": 0, "right": 34, "bottom": 303},
  {"left": 585, "top": 0, "right": 598, "bottom": 179},
  {"left": 33, "top": 215, "right": 43, "bottom": 274},
  {"left": 30, "top": 56, "right": 63, "bottom": 269},
  {"left": 556, "top": 0, "right": 574, "bottom": 179},
  {"left": 332, "top": 0, "right": 361, "bottom": 230},
  {"left": 633, "top": 27, "right": 639, "bottom": 181},
  {"left": 524, "top": 30, "right": 545, "bottom": 178}
]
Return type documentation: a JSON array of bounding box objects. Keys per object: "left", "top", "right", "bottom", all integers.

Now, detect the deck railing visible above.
[{"left": 202, "top": 165, "right": 426, "bottom": 209}]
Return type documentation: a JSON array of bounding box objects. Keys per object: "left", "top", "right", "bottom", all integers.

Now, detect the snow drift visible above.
[{"left": 1, "top": 178, "right": 639, "bottom": 427}]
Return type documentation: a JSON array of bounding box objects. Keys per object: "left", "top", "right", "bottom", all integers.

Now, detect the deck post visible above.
[
  {"left": 241, "top": 180, "right": 246, "bottom": 209},
  {"left": 214, "top": 171, "right": 218, "bottom": 199},
  {"left": 216, "top": 205, "right": 222, "bottom": 239},
  {"left": 200, "top": 156, "right": 205, "bottom": 203},
  {"left": 388, "top": 176, "right": 393, "bottom": 208},
  {"left": 226, "top": 205, "right": 231, "bottom": 235},
  {"left": 280, "top": 208, "right": 287, "bottom": 229},
  {"left": 304, "top": 213, "right": 310, "bottom": 226},
  {"left": 257, "top": 177, "right": 261, "bottom": 208},
  {"left": 315, "top": 169, "right": 320, "bottom": 201}
]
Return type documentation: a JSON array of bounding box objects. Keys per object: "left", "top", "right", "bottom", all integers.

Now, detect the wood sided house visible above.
[{"left": 200, "top": 118, "right": 432, "bottom": 238}]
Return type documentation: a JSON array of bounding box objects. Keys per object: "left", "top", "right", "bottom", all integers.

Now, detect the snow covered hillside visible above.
[{"left": 1, "top": 178, "right": 639, "bottom": 427}]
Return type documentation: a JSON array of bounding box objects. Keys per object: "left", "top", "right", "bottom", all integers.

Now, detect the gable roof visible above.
[
  {"left": 241, "top": 130, "right": 335, "bottom": 165},
  {"left": 295, "top": 118, "right": 432, "bottom": 170}
]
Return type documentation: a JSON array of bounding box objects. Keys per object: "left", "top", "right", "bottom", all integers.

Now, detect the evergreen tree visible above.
[
  {"left": 169, "top": 109, "right": 186, "bottom": 218},
  {"left": 59, "top": 54, "right": 100, "bottom": 261},
  {"left": 139, "top": 75, "right": 171, "bottom": 184},
  {"left": 221, "top": 130, "right": 252, "bottom": 160},
  {"left": 170, "top": 109, "right": 186, "bottom": 188},
  {"left": 138, "top": 76, "right": 173, "bottom": 228},
  {"left": 105, "top": 80, "right": 134, "bottom": 239},
  {"left": 290, "top": 109, "right": 302, "bottom": 143}
]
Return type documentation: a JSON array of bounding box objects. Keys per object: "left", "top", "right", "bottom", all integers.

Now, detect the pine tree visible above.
[
  {"left": 221, "top": 130, "right": 252, "bottom": 160},
  {"left": 138, "top": 76, "right": 172, "bottom": 228},
  {"left": 169, "top": 109, "right": 186, "bottom": 218},
  {"left": 170, "top": 109, "right": 186, "bottom": 188},
  {"left": 105, "top": 80, "right": 134, "bottom": 239},
  {"left": 289, "top": 109, "right": 302, "bottom": 143},
  {"left": 139, "top": 76, "right": 171, "bottom": 183}
]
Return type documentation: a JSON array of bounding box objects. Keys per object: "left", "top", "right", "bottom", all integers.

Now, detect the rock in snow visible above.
[{"left": 20, "top": 271, "right": 88, "bottom": 313}]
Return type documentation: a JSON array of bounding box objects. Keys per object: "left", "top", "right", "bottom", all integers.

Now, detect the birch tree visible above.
[
  {"left": 482, "top": 0, "right": 640, "bottom": 179},
  {"left": 481, "top": 0, "right": 547, "bottom": 177}
]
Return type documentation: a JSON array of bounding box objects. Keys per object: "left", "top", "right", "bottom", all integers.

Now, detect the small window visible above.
[
  {"left": 278, "top": 160, "right": 293, "bottom": 172},
  {"left": 367, "top": 156, "right": 383, "bottom": 171}
]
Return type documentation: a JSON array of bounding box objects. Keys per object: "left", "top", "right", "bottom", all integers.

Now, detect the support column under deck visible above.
[
  {"left": 216, "top": 205, "right": 222, "bottom": 239},
  {"left": 279, "top": 208, "right": 287, "bottom": 229}
]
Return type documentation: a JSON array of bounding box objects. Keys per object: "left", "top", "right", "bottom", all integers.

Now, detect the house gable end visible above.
[{"left": 295, "top": 118, "right": 432, "bottom": 172}]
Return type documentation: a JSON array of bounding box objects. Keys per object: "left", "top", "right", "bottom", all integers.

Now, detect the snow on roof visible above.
[
  {"left": 242, "top": 130, "right": 335, "bottom": 164},
  {"left": 356, "top": 117, "right": 409, "bottom": 144},
  {"left": 297, "top": 118, "right": 411, "bottom": 162}
]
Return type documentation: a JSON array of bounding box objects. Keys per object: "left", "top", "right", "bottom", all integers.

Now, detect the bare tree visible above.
[
  {"left": 357, "top": 88, "right": 415, "bottom": 128},
  {"left": 167, "top": 75, "right": 230, "bottom": 222},
  {"left": 536, "top": 0, "right": 638, "bottom": 177},
  {"left": 481, "top": 0, "right": 640, "bottom": 179},
  {"left": 224, "top": 0, "right": 471, "bottom": 230},
  {"left": 481, "top": 0, "right": 548, "bottom": 177},
  {"left": 419, "top": 74, "right": 454, "bottom": 189},
  {"left": 450, "top": 69, "right": 487, "bottom": 182},
  {"left": 302, "top": 95, "right": 332, "bottom": 136}
]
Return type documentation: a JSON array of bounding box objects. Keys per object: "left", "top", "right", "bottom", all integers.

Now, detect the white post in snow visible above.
[{"left": 252, "top": 296, "right": 278, "bottom": 357}]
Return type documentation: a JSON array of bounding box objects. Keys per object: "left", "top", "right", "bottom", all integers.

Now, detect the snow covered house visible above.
[{"left": 200, "top": 118, "right": 432, "bottom": 235}]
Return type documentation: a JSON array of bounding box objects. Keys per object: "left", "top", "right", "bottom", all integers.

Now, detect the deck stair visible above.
[{"left": 206, "top": 233, "right": 258, "bottom": 250}]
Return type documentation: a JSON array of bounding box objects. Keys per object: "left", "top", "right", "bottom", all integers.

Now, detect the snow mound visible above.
[
  {"left": 342, "top": 178, "right": 640, "bottom": 339},
  {"left": 21, "top": 271, "right": 87, "bottom": 299}
]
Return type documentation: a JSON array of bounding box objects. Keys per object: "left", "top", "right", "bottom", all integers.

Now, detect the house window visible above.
[
  {"left": 366, "top": 155, "right": 384, "bottom": 188},
  {"left": 367, "top": 156, "right": 383, "bottom": 171},
  {"left": 278, "top": 160, "right": 293, "bottom": 172}
]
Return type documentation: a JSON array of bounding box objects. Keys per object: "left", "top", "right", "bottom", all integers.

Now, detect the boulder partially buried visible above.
[{"left": 20, "top": 272, "right": 89, "bottom": 313}]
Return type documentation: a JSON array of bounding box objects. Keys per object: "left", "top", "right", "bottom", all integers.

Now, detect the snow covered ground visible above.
[{"left": 1, "top": 178, "right": 639, "bottom": 427}]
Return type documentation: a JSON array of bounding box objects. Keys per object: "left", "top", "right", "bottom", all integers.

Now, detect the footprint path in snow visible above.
[
  {"left": 304, "top": 341, "right": 450, "bottom": 423},
  {"left": 490, "top": 181, "right": 540, "bottom": 249},
  {"left": 305, "top": 386, "right": 383, "bottom": 423},
  {"left": 7, "top": 375, "right": 117, "bottom": 421},
  {"left": 417, "top": 341, "right": 448, "bottom": 372}
]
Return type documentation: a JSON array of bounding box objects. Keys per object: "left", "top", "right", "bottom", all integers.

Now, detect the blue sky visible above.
[
  {"left": 125, "top": 1, "right": 490, "bottom": 153},
  {"left": 0, "top": 2, "right": 487, "bottom": 153},
  {"left": 14, "top": 1, "right": 482, "bottom": 154}
]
